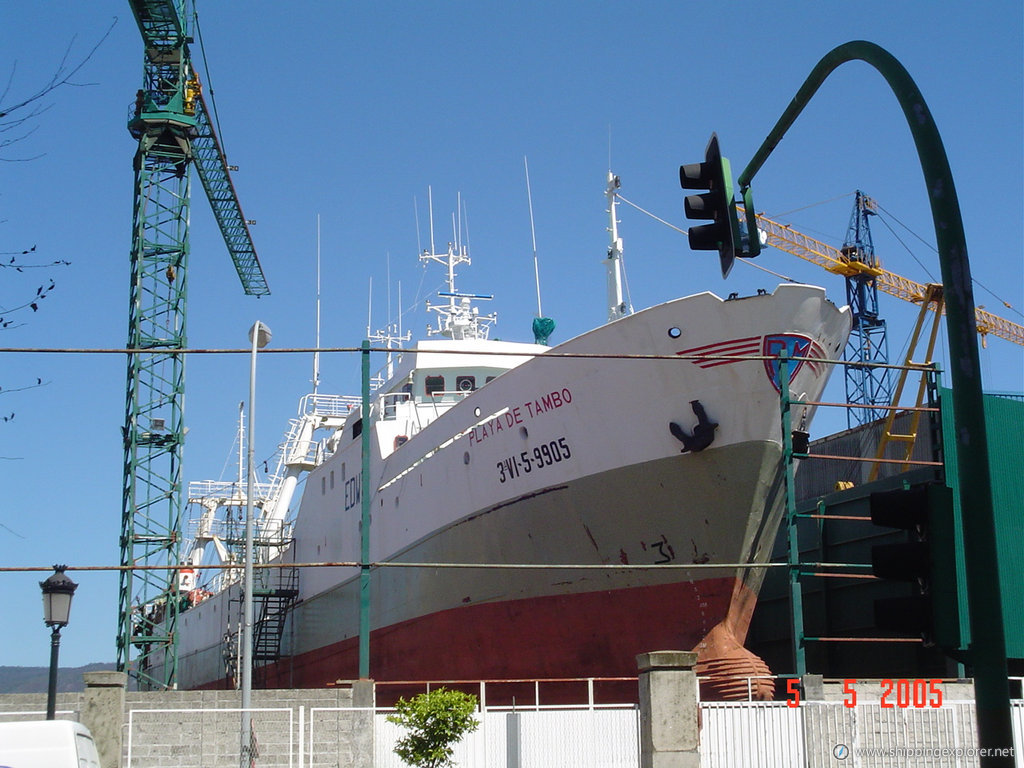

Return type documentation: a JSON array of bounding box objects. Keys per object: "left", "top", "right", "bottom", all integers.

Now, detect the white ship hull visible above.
[{"left": 172, "top": 283, "right": 850, "bottom": 695}]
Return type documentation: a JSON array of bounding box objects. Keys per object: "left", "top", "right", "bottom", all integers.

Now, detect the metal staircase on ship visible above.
[
  {"left": 224, "top": 564, "right": 299, "bottom": 686},
  {"left": 186, "top": 394, "right": 354, "bottom": 685}
]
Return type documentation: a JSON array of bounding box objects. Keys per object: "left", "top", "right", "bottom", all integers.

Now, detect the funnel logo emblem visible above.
[{"left": 763, "top": 334, "right": 820, "bottom": 391}]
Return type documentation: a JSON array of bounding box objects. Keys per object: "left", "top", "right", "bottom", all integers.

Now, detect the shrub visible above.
[{"left": 386, "top": 687, "right": 480, "bottom": 768}]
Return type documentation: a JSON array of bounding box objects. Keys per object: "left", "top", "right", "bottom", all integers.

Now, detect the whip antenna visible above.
[{"left": 525, "top": 156, "right": 542, "bottom": 317}]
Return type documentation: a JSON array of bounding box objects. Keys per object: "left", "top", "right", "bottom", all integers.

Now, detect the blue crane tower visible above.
[
  {"left": 841, "top": 190, "right": 892, "bottom": 426},
  {"left": 120, "top": 0, "right": 269, "bottom": 689}
]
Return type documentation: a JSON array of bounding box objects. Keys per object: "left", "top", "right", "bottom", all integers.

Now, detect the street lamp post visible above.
[
  {"left": 40, "top": 565, "right": 77, "bottom": 720},
  {"left": 242, "top": 321, "right": 271, "bottom": 765}
]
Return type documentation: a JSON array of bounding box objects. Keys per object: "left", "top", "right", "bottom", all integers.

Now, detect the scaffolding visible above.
[{"left": 778, "top": 352, "right": 947, "bottom": 677}]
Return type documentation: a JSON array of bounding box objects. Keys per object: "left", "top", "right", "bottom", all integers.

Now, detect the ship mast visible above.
[
  {"left": 420, "top": 188, "right": 497, "bottom": 340},
  {"left": 313, "top": 215, "right": 322, "bottom": 394},
  {"left": 605, "top": 172, "right": 632, "bottom": 322}
]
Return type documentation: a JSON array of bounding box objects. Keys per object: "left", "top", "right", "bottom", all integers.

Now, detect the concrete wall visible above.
[
  {"left": 0, "top": 669, "right": 985, "bottom": 767},
  {"left": 0, "top": 675, "right": 374, "bottom": 768}
]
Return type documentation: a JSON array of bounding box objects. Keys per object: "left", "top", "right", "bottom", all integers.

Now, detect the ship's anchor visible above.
[{"left": 669, "top": 400, "right": 718, "bottom": 453}]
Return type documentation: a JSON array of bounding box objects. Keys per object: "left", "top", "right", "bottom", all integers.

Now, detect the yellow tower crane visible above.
[{"left": 742, "top": 207, "right": 1023, "bottom": 477}]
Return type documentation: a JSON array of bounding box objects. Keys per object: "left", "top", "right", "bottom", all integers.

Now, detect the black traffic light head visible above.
[
  {"left": 870, "top": 483, "right": 931, "bottom": 530},
  {"left": 868, "top": 480, "right": 961, "bottom": 652},
  {"left": 679, "top": 133, "right": 741, "bottom": 278},
  {"left": 873, "top": 594, "right": 931, "bottom": 635}
]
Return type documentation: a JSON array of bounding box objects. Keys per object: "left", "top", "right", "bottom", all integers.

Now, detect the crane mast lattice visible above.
[
  {"left": 119, "top": 0, "right": 268, "bottom": 690},
  {"left": 840, "top": 191, "right": 892, "bottom": 426}
]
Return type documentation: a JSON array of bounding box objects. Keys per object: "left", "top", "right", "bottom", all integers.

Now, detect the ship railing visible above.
[
  {"left": 277, "top": 417, "right": 312, "bottom": 466},
  {"left": 374, "top": 676, "right": 640, "bottom": 711},
  {"left": 261, "top": 417, "right": 322, "bottom": 511},
  {"left": 379, "top": 391, "right": 412, "bottom": 421},
  {"left": 420, "top": 389, "right": 474, "bottom": 420},
  {"left": 374, "top": 675, "right": 798, "bottom": 712},
  {"left": 183, "top": 515, "right": 293, "bottom": 548},
  {"left": 372, "top": 674, "right": 831, "bottom": 708},
  {"left": 256, "top": 517, "right": 294, "bottom": 544},
  {"left": 187, "top": 479, "right": 273, "bottom": 505},
  {"left": 299, "top": 392, "right": 361, "bottom": 418},
  {"left": 284, "top": 434, "right": 341, "bottom": 468}
]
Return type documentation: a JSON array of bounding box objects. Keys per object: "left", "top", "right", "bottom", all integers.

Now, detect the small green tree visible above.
[{"left": 386, "top": 687, "right": 480, "bottom": 768}]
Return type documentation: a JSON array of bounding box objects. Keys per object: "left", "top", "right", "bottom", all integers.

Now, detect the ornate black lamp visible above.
[{"left": 40, "top": 565, "right": 77, "bottom": 720}]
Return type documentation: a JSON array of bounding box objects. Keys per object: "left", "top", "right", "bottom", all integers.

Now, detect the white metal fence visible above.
[
  {"left": 0, "top": 709, "right": 79, "bottom": 722},
  {"left": 369, "top": 708, "right": 640, "bottom": 768},
  {"left": 700, "top": 701, "right": 805, "bottom": 766},
  {"left": 109, "top": 695, "right": 1024, "bottom": 767},
  {"left": 700, "top": 700, "right": 1022, "bottom": 768}
]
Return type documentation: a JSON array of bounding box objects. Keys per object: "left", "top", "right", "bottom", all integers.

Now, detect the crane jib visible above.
[
  {"left": 192, "top": 94, "right": 269, "bottom": 297},
  {"left": 741, "top": 207, "right": 1022, "bottom": 348}
]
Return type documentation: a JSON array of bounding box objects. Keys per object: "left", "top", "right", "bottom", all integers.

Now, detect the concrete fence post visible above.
[
  {"left": 351, "top": 680, "right": 376, "bottom": 768},
  {"left": 81, "top": 670, "right": 127, "bottom": 768},
  {"left": 637, "top": 650, "right": 701, "bottom": 768}
]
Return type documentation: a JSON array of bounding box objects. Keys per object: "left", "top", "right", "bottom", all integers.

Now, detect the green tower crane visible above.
[{"left": 119, "top": 0, "right": 269, "bottom": 689}]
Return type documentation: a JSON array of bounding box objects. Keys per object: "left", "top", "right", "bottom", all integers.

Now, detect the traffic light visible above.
[
  {"left": 869, "top": 480, "right": 961, "bottom": 651},
  {"left": 679, "top": 133, "right": 742, "bottom": 278}
]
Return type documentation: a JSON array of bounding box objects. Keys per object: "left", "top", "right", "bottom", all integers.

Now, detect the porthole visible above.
[
  {"left": 474, "top": 406, "right": 482, "bottom": 417},
  {"left": 519, "top": 426, "right": 529, "bottom": 439},
  {"left": 463, "top": 452, "right": 471, "bottom": 465},
  {"left": 667, "top": 327, "right": 682, "bottom": 339}
]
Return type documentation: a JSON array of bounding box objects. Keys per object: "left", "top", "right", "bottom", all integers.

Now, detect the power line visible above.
[{"left": 0, "top": 560, "right": 794, "bottom": 573}]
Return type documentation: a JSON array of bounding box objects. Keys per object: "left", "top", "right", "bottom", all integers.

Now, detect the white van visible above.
[{"left": 0, "top": 720, "right": 101, "bottom": 768}]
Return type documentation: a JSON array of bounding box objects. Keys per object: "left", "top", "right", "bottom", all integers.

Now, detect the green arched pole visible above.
[{"left": 739, "top": 41, "right": 1011, "bottom": 760}]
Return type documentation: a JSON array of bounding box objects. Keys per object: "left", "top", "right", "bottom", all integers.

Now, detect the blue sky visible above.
[{"left": 1, "top": 2, "right": 1021, "bottom": 669}]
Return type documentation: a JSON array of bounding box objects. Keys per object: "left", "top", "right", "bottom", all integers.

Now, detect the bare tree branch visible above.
[
  {"left": 0, "top": 377, "right": 49, "bottom": 395},
  {"left": 0, "top": 17, "right": 117, "bottom": 160},
  {"left": 0, "top": 20, "right": 110, "bottom": 431}
]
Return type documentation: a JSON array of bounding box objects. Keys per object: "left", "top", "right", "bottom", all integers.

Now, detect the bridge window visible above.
[
  {"left": 456, "top": 375, "right": 476, "bottom": 392},
  {"left": 425, "top": 375, "right": 445, "bottom": 396}
]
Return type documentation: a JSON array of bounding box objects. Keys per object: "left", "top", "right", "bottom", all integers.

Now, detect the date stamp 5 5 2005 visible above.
[{"left": 785, "top": 678, "right": 945, "bottom": 709}]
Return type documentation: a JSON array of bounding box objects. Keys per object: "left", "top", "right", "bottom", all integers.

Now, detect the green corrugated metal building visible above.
[
  {"left": 749, "top": 389, "right": 1024, "bottom": 678},
  {"left": 942, "top": 391, "right": 1024, "bottom": 660}
]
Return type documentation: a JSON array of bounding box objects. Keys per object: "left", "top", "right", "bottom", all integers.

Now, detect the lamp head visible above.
[
  {"left": 40, "top": 565, "right": 78, "bottom": 628},
  {"left": 248, "top": 321, "right": 272, "bottom": 349}
]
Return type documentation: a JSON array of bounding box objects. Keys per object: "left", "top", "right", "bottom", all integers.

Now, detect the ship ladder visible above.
[{"left": 252, "top": 566, "right": 300, "bottom": 686}]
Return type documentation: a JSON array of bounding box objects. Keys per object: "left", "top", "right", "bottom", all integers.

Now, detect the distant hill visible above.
[{"left": 0, "top": 663, "right": 117, "bottom": 694}]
